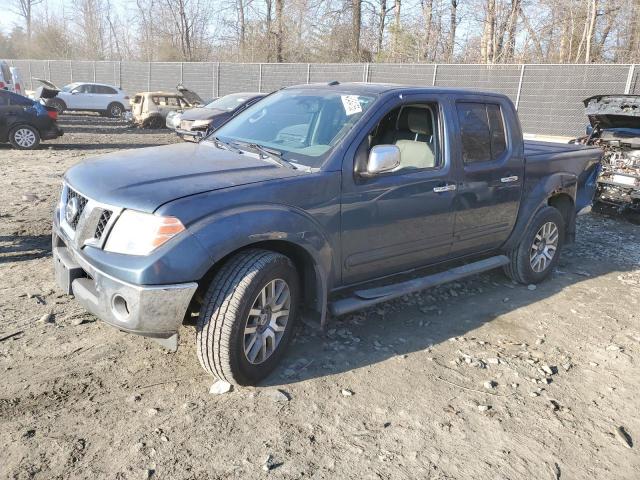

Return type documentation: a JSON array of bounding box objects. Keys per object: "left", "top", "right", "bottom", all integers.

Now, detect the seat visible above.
[{"left": 381, "top": 106, "right": 436, "bottom": 169}]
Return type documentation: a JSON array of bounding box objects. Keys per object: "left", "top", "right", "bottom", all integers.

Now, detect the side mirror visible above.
[{"left": 362, "top": 145, "right": 401, "bottom": 177}]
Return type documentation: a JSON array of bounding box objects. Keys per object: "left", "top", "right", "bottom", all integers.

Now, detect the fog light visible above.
[{"left": 112, "top": 294, "right": 130, "bottom": 321}]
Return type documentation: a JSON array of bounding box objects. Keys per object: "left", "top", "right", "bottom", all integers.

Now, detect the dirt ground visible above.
[{"left": 1, "top": 114, "right": 639, "bottom": 480}]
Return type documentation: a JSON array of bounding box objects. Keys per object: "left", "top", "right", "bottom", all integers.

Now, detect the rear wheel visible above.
[
  {"left": 196, "top": 249, "right": 300, "bottom": 386},
  {"left": 9, "top": 125, "right": 40, "bottom": 150},
  {"left": 48, "top": 98, "right": 66, "bottom": 114},
  {"left": 107, "top": 102, "right": 124, "bottom": 118},
  {"left": 504, "top": 206, "right": 564, "bottom": 284},
  {"left": 144, "top": 115, "right": 164, "bottom": 129}
]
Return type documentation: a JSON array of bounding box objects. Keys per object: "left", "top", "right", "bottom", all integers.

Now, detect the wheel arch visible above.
[
  {"left": 503, "top": 172, "right": 578, "bottom": 252},
  {"left": 548, "top": 192, "right": 576, "bottom": 243},
  {"left": 178, "top": 202, "right": 337, "bottom": 328},
  {"left": 195, "top": 239, "right": 327, "bottom": 325}
]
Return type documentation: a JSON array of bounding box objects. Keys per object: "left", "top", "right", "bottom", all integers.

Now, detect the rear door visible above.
[
  {"left": 449, "top": 96, "right": 524, "bottom": 256},
  {"left": 0, "top": 91, "right": 11, "bottom": 139},
  {"left": 94, "top": 85, "right": 117, "bottom": 109}
]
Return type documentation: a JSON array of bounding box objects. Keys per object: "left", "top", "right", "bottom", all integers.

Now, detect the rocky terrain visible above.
[{"left": 1, "top": 114, "right": 639, "bottom": 479}]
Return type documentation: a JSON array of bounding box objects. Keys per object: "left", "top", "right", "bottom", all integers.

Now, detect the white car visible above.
[{"left": 33, "top": 79, "right": 130, "bottom": 117}]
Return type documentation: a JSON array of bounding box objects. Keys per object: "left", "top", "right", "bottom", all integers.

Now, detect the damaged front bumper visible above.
[{"left": 52, "top": 213, "right": 197, "bottom": 351}]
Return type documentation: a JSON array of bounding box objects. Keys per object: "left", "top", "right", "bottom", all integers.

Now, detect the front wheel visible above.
[
  {"left": 504, "top": 206, "right": 565, "bottom": 284},
  {"left": 9, "top": 125, "right": 41, "bottom": 149},
  {"left": 196, "top": 249, "right": 300, "bottom": 386}
]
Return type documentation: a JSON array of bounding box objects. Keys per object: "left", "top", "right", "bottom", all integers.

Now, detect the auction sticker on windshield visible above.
[{"left": 341, "top": 95, "right": 363, "bottom": 116}]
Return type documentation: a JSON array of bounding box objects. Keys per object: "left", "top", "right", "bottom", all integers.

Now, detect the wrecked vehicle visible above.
[
  {"left": 53, "top": 83, "right": 602, "bottom": 386},
  {"left": 176, "top": 92, "right": 265, "bottom": 141},
  {"left": 131, "top": 85, "right": 203, "bottom": 128},
  {"left": 575, "top": 95, "right": 640, "bottom": 213},
  {"left": 29, "top": 78, "right": 130, "bottom": 117}
]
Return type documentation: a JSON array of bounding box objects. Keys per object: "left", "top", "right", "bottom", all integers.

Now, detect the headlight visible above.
[
  {"left": 191, "top": 119, "right": 211, "bottom": 128},
  {"left": 104, "top": 210, "right": 185, "bottom": 256}
]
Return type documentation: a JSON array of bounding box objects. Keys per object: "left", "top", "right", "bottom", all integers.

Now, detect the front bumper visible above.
[{"left": 52, "top": 221, "right": 198, "bottom": 348}]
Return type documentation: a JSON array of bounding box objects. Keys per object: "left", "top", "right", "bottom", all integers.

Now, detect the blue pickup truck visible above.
[{"left": 53, "top": 83, "right": 602, "bottom": 385}]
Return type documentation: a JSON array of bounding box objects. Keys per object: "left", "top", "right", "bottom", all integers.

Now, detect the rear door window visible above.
[
  {"left": 9, "top": 93, "right": 33, "bottom": 106},
  {"left": 456, "top": 102, "right": 508, "bottom": 164}
]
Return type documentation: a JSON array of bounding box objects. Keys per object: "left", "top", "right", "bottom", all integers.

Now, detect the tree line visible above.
[{"left": 1, "top": 0, "right": 639, "bottom": 63}]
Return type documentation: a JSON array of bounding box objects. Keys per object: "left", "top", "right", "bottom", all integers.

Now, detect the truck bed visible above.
[
  {"left": 523, "top": 140, "right": 602, "bottom": 214},
  {"left": 524, "top": 139, "right": 599, "bottom": 159}
]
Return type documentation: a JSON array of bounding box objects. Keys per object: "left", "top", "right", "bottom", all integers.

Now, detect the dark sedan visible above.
[
  {"left": 176, "top": 92, "right": 265, "bottom": 141},
  {"left": 0, "top": 89, "right": 63, "bottom": 149}
]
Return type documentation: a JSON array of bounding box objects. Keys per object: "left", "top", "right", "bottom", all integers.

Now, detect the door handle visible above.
[
  {"left": 500, "top": 176, "right": 519, "bottom": 183},
  {"left": 433, "top": 184, "right": 457, "bottom": 193}
]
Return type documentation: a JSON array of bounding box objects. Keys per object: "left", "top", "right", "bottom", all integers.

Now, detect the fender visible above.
[
  {"left": 502, "top": 171, "right": 577, "bottom": 252},
  {"left": 188, "top": 203, "right": 336, "bottom": 326}
]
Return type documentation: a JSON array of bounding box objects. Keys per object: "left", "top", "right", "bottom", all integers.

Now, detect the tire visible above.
[
  {"left": 9, "top": 125, "right": 41, "bottom": 150},
  {"left": 144, "top": 116, "right": 164, "bottom": 129},
  {"left": 196, "top": 249, "right": 300, "bottom": 386},
  {"left": 48, "top": 98, "right": 66, "bottom": 114},
  {"left": 107, "top": 102, "right": 124, "bottom": 118},
  {"left": 504, "top": 206, "right": 565, "bottom": 284}
]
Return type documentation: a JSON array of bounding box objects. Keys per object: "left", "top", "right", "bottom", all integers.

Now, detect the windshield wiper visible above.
[
  {"left": 211, "top": 136, "right": 242, "bottom": 154},
  {"left": 235, "top": 141, "right": 297, "bottom": 170}
]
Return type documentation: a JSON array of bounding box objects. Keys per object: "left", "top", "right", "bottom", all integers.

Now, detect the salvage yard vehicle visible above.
[
  {"left": 0, "top": 88, "right": 63, "bottom": 149},
  {"left": 132, "top": 85, "right": 203, "bottom": 128},
  {"left": 31, "top": 79, "right": 130, "bottom": 117},
  {"left": 52, "top": 83, "right": 602, "bottom": 386},
  {"left": 176, "top": 92, "right": 265, "bottom": 140},
  {"left": 574, "top": 95, "right": 640, "bottom": 213}
]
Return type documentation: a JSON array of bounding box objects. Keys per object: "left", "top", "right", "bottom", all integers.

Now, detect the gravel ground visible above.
[{"left": 1, "top": 114, "right": 639, "bottom": 480}]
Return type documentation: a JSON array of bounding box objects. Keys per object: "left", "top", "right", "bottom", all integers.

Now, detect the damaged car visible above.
[
  {"left": 175, "top": 92, "right": 265, "bottom": 141},
  {"left": 131, "top": 85, "right": 203, "bottom": 129},
  {"left": 574, "top": 95, "right": 640, "bottom": 213},
  {"left": 30, "top": 79, "right": 130, "bottom": 117}
]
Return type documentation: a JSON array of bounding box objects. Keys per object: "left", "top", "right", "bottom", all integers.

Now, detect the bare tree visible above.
[
  {"left": 448, "top": 0, "right": 458, "bottom": 61},
  {"left": 12, "top": 0, "right": 44, "bottom": 55}
]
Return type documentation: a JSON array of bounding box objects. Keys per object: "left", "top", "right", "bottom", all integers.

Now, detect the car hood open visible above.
[
  {"left": 584, "top": 95, "right": 640, "bottom": 130},
  {"left": 64, "top": 142, "right": 304, "bottom": 213}
]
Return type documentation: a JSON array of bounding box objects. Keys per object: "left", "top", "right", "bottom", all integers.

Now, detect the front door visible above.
[
  {"left": 450, "top": 97, "right": 524, "bottom": 255},
  {"left": 340, "top": 95, "right": 458, "bottom": 285}
]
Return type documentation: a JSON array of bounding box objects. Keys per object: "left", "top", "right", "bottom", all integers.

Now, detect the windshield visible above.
[
  {"left": 61, "top": 83, "right": 80, "bottom": 92},
  {"left": 210, "top": 89, "right": 376, "bottom": 168},
  {"left": 205, "top": 93, "right": 257, "bottom": 111}
]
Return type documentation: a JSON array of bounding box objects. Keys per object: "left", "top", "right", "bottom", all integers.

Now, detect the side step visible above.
[{"left": 329, "top": 255, "right": 510, "bottom": 317}]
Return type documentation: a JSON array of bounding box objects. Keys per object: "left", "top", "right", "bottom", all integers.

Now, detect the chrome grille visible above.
[
  {"left": 60, "top": 184, "right": 121, "bottom": 249},
  {"left": 67, "top": 189, "right": 88, "bottom": 230},
  {"left": 95, "top": 210, "right": 112, "bottom": 239}
]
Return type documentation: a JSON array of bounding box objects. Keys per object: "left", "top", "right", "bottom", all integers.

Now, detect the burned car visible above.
[
  {"left": 575, "top": 95, "right": 640, "bottom": 212},
  {"left": 131, "top": 85, "right": 203, "bottom": 128}
]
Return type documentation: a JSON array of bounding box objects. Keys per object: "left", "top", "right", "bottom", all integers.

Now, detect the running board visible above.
[{"left": 329, "top": 255, "right": 510, "bottom": 317}]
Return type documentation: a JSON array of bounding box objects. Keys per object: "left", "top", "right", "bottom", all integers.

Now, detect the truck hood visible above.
[
  {"left": 64, "top": 142, "right": 303, "bottom": 213},
  {"left": 584, "top": 95, "right": 640, "bottom": 130}
]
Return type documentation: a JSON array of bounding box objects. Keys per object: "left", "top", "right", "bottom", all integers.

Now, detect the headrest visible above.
[{"left": 397, "top": 106, "right": 432, "bottom": 135}]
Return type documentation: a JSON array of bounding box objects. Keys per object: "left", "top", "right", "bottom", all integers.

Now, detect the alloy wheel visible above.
[
  {"left": 243, "top": 278, "right": 291, "bottom": 365},
  {"left": 530, "top": 221, "right": 559, "bottom": 273},
  {"left": 13, "top": 128, "right": 37, "bottom": 148}
]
